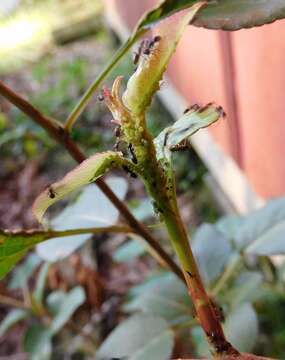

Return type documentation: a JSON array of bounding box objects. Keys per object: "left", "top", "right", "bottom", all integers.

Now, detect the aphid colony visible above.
[{"left": 133, "top": 35, "right": 161, "bottom": 65}]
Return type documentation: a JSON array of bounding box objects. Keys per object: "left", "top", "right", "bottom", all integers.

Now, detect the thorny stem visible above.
[{"left": 0, "top": 80, "right": 184, "bottom": 282}]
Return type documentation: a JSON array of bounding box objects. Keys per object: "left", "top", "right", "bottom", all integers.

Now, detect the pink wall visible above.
[{"left": 105, "top": 0, "right": 285, "bottom": 199}]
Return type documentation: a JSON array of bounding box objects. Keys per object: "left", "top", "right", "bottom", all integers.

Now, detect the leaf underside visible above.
[
  {"left": 154, "top": 103, "right": 223, "bottom": 162},
  {"left": 138, "top": 0, "right": 285, "bottom": 32}
]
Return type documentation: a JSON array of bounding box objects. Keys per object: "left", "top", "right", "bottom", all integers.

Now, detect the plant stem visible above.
[
  {"left": 163, "top": 207, "right": 240, "bottom": 356},
  {"left": 0, "top": 294, "right": 29, "bottom": 309},
  {"left": 0, "top": 80, "right": 184, "bottom": 282},
  {"left": 211, "top": 253, "right": 241, "bottom": 297},
  {"left": 64, "top": 31, "right": 144, "bottom": 132}
]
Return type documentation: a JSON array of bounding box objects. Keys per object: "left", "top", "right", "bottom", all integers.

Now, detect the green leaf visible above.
[
  {"left": 128, "top": 271, "right": 173, "bottom": 298},
  {"left": 193, "top": 1, "right": 285, "bottom": 31},
  {"left": 130, "top": 198, "right": 155, "bottom": 221},
  {"left": 123, "top": 3, "right": 205, "bottom": 115},
  {"left": 46, "top": 290, "right": 66, "bottom": 316},
  {"left": 124, "top": 273, "right": 193, "bottom": 324},
  {"left": 144, "top": 1, "right": 285, "bottom": 31},
  {"left": 224, "top": 271, "right": 264, "bottom": 307},
  {"left": 0, "top": 250, "right": 29, "bottom": 281},
  {"left": 155, "top": 103, "right": 223, "bottom": 163},
  {"left": 65, "top": 2, "right": 206, "bottom": 129},
  {"left": 49, "top": 286, "right": 85, "bottom": 335},
  {"left": 0, "top": 210, "right": 127, "bottom": 279},
  {"left": 113, "top": 238, "right": 147, "bottom": 263},
  {"left": 224, "top": 303, "right": 258, "bottom": 353},
  {"left": 191, "top": 326, "right": 210, "bottom": 358},
  {"left": 215, "top": 215, "right": 244, "bottom": 244},
  {"left": 33, "top": 151, "right": 129, "bottom": 223},
  {"left": 0, "top": 309, "right": 29, "bottom": 337},
  {"left": 36, "top": 177, "right": 128, "bottom": 262},
  {"left": 235, "top": 197, "right": 285, "bottom": 255},
  {"left": 33, "top": 262, "right": 50, "bottom": 306},
  {"left": 96, "top": 314, "right": 174, "bottom": 360},
  {"left": 23, "top": 323, "right": 52, "bottom": 360},
  {"left": 8, "top": 253, "right": 41, "bottom": 289},
  {"left": 192, "top": 224, "right": 232, "bottom": 284}
]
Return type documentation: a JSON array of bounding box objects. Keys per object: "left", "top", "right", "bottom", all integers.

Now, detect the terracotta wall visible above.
[{"left": 104, "top": 0, "right": 285, "bottom": 200}]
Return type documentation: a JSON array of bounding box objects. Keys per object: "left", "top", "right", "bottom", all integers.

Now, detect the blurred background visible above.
[{"left": 1, "top": 1, "right": 285, "bottom": 359}]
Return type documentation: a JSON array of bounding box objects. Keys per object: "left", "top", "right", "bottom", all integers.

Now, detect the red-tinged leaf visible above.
[{"left": 123, "top": 3, "right": 206, "bottom": 115}]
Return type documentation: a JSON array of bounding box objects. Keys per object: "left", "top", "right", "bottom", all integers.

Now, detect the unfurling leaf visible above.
[
  {"left": 123, "top": 3, "right": 206, "bottom": 115},
  {"left": 154, "top": 103, "right": 223, "bottom": 162},
  {"left": 33, "top": 151, "right": 131, "bottom": 223}
]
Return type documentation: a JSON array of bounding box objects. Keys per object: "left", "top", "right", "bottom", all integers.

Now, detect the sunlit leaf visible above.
[
  {"left": 123, "top": 3, "right": 205, "bottom": 115},
  {"left": 96, "top": 314, "right": 174, "bottom": 360},
  {"left": 33, "top": 151, "right": 129, "bottom": 223},
  {"left": 154, "top": 103, "right": 223, "bottom": 162},
  {"left": 0, "top": 309, "right": 29, "bottom": 337}
]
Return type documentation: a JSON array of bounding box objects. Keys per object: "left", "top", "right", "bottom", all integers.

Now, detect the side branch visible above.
[{"left": 0, "top": 80, "right": 184, "bottom": 282}]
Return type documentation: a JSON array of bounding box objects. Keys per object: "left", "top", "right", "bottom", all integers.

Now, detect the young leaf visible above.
[
  {"left": 33, "top": 151, "right": 130, "bottom": 223},
  {"left": 0, "top": 309, "right": 29, "bottom": 337},
  {"left": 123, "top": 3, "right": 206, "bottom": 115},
  {"left": 49, "top": 286, "right": 86, "bottom": 335},
  {"left": 154, "top": 103, "right": 223, "bottom": 162},
  {"left": 64, "top": 2, "right": 207, "bottom": 129},
  {"left": 96, "top": 314, "right": 174, "bottom": 360}
]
